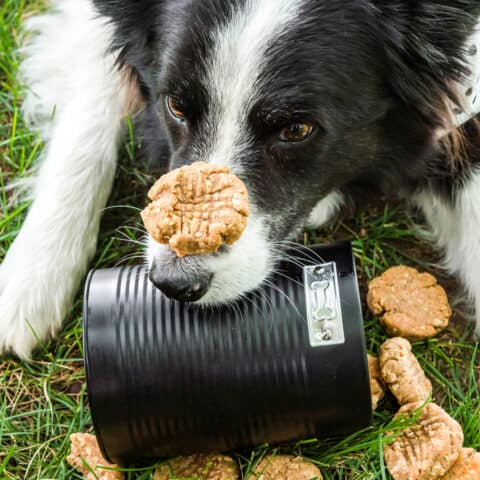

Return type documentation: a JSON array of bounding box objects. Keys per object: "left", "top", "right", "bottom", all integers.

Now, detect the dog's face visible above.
[{"left": 118, "top": 0, "right": 477, "bottom": 304}]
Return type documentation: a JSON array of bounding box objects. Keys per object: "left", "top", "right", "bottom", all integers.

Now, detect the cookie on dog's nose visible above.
[{"left": 141, "top": 161, "right": 250, "bottom": 257}]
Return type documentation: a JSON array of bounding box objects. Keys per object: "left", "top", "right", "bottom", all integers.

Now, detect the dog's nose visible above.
[{"left": 149, "top": 267, "right": 212, "bottom": 302}]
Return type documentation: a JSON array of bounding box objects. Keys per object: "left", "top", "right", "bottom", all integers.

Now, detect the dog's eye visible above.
[
  {"left": 279, "top": 122, "right": 313, "bottom": 143},
  {"left": 166, "top": 96, "right": 186, "bottom": 121}
]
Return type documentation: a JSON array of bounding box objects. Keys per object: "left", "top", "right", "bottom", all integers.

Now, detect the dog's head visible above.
[{"left": 98, "top": 0, "right": 480, "bottom": 303}]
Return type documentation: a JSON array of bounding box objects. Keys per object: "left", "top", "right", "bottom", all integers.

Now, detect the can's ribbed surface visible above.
[{"left": 84, "top": 242, "right": 372, "bottom": 464}]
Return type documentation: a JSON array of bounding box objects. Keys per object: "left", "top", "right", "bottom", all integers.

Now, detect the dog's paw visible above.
[
  {"left": 0, "top": 281, "right": 62, "bottom": 359},
  {"left": 0, "top": 303, "right": 44, "bottom": 360},
  {"left": 0, "top": 258, "right": 73, "bottom": 359}
]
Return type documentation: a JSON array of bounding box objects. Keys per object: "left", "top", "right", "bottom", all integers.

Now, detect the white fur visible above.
[
  {"left": 202, "top": 0, "right": 305, "bottom": 172},
  {"left": 307, "top": 191, "right": 344, "bottom": 228},
  {"left": 147, "top": 213, "right": 274, "bottom": 305},
  {"left": 415, "top": 170, "right": 480, "bottom": 334},
  {"left": 0, "top": 0, "right": 129, "bottom": 358},
  {"left": 200, "top": 215, "right": 273, "bottom": 304},
  {"left": 436, "top": 21, "right": 480, "bottom": 139},
  {"left": 149, "top": 0, "right": 306, "bottom": 303},
  {"left": 147, "top": 192, "right": 343, "bottom": 306},
  {"left": 452, "top": 21, "right": 480, "bottom": 128}
]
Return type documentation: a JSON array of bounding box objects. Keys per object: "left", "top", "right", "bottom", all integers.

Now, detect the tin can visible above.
[{"left": 83, "top": 241, "right": 372, "bottom": 464}]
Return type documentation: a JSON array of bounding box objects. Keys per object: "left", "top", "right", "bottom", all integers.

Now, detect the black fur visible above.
[{"left": 95, "top": 0, "right": 480, "bottom": 232}]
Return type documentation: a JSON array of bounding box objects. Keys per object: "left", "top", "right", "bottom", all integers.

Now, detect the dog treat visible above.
[
  {"left": 379, "top": 337, "right": 432, "bottom": 405},
  {"left": 384, "top": 402, "right": 464, "bottom": 480},
  {"left": 141, "top": 162, "right": 250, "bottom": 257},
  {"left": 439, "top": 448, "right": 480, "bottom": 480},
  {"left": 248, "top": 455, "right": 323, "bottom": 480},
  {"left": 67, "top": 433, "right": 124, "bottom": 480},
  {"left": 367, "top": 266, "right": 451, "bottom": 340},
  {"left": 154, "top": 454, "right": 239, "bottom": 480},
  {"left": 368, "top": 354, "right": 386, "bottom": 410}
]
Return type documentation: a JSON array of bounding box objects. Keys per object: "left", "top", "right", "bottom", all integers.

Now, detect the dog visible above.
[{"left": 1, "top": 0, "right": 480, "bottom": 358}]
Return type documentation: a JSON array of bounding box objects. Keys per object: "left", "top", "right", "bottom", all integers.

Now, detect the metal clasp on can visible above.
[{"left": 304, "top": 262, "right": 345, "bottom": 347}]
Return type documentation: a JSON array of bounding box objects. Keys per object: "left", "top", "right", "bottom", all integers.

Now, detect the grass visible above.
[{"left": 0, "top": 1, "right": 479, "bottom": 479}]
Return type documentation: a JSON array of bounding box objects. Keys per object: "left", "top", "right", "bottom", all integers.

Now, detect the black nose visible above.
[{"left": 149, "top": 267, "right": 212, "bottom": 303}]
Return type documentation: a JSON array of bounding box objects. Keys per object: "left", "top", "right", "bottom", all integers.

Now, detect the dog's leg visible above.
[
  {"left": 415, "top": 169, "right": 480, "bottom": 334},
  {"left": 0, "top": 0, "right": 133, "bottom": 358}
]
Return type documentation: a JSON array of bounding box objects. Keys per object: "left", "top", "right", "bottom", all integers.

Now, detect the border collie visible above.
[{"left": 1, "top": 0, "right": 480, "bottom": 358}]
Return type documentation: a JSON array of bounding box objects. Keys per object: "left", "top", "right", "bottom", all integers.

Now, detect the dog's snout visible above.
[{"left": 149, "top": 265, "right": 213, "bottom": 302}]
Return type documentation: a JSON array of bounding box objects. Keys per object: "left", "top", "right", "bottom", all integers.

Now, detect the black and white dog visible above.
[{"left": 2, "top": 0, "right": 480, "bottom": 358}]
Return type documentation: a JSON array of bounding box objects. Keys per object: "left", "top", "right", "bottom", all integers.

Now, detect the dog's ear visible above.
[
  {"left": 93, "top": 0, "right": 165, "bottom": 98},
  {"left": 367, "top": 1, "right": 480, "bottom": 129},
  {"left": 94, "top": 1, "right": 170, "bottom": 171}
]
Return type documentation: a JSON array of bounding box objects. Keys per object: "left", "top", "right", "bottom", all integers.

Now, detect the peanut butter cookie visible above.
[
  {"left": 248, "top": 455, "right": 322, "bottom": 480},
  {"left": 154, "top": 454, "right": 239, "bottom": 480},
  {"left": 379, "top": 337, "right": 432, "bottom": 405},
  {"left": 384, "top": 402, "right": 463, "bottom": 480},
  {"left": 142, "top": 162, "right": 249, "bottom": 257},
  {"left": 367, "top": 266, "right": 451, "bottom": 339},
  {"left": 67, "top": 433, "right": 124, "bottom": 480}
]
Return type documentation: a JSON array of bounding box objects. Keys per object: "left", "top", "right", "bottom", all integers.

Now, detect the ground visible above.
[{"left": 0, "top": 1, "right": 479, "bottom": 479}]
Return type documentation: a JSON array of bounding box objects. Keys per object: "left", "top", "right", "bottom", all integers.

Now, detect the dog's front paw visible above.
[
  {"left": 0, "top": 260, "right": 74, "bottom": 359},
  {"left": 0, "top": 301, "right": 44, "bottom": 359}
]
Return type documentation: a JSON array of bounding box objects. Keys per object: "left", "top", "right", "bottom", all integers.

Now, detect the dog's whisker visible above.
[
  {"left": 102, "top": 204, "right": 143, "bottom": 212},
  {"left": 113, "top": 253, "right": 147, "bottom": 267},
  {"left": 274, "top": 240, "right": 326, "bottom": 264},
  {"left": 271, "top": 270, "right": 304, "bottom": 289},
  {"left": 253, "top": 285, "right": 275, "bottom": 329},
  {"left": 113, "top": 228, "right": 147, "bottom": 246},
  {"left": 252, "top": 286, "right": 275, "bottom": 319},
  {"left": 116, "top": 225, "right": 148, "bottom": 235},
  {"left": 113, "top": 236, "right": 145, "bottom": 247},
  {"left": 274, "top": 239, "right": 320, "bottom": 258},
  {"left": 246, "top": 290, "right": 268, "bottom": 318},
  {"left": 270, "top": 243, "right": 310, "bottom": 262},
  {"left": 262, "top": 278, "right": 304, "bottom": 322},
  {"left": 269, "top": 247, "right": 306, "bottom": 270}
]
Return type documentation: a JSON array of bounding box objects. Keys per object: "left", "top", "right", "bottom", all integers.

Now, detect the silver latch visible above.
[{"left": 304, "top": 262, "right": 345, "bottom": 347}]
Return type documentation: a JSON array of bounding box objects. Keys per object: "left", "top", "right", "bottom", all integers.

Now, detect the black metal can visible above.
[{"left": 83, "top": 241, "right": 372, "bottom": 465}]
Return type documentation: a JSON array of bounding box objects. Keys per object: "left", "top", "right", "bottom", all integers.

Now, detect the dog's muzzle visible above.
[{"left": 149, "top": 259, "right": 213, "bottom": 302}]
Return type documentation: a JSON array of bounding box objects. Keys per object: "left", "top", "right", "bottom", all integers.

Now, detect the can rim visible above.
[
  {"left": 83, "top": 268, "right": 114, "bottom": 463},
  {"left": 347, "top": 244, "right": 374, "bottom": 423}
]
